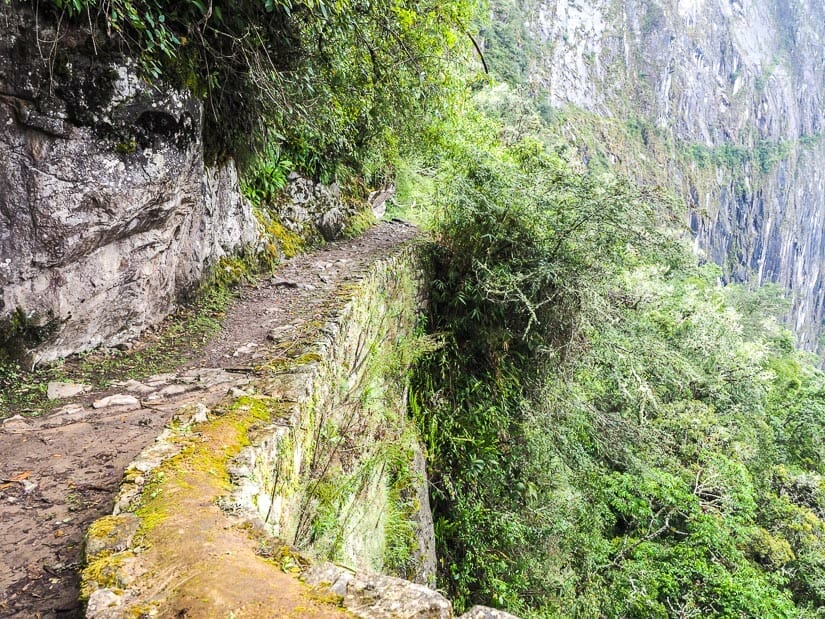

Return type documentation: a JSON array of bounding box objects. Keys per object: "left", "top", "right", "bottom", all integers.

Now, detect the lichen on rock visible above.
[
  {"left": 0, "top": 6, "right": 259, "bottom": 363},
  {"left": 304, "top": 563, "right": 453, "bottom": 619}
]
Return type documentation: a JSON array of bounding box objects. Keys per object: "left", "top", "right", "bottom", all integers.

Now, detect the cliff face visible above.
[
  {"left": 509, "top": 0, "right": 825, "bottom": 350},
  {"left": 0, "top": 7, "right": 260, "bottom": 364}
]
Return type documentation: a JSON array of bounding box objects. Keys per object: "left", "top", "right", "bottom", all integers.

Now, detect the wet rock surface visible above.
[{"left": 0, "top": 222, "right": 417, "bottom": 618}]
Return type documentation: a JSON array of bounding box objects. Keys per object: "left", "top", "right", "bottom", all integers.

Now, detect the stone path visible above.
[{"left": 0, "top": 221, "right": 418, "bottom": 618}]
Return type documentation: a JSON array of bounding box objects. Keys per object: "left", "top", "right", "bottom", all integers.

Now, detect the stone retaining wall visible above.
[
  {"left": 80, "top": 244, "right": 452, "bottom": 617},
  {"left": 228, "top": 245, "right": 437, "bottom": 583}
]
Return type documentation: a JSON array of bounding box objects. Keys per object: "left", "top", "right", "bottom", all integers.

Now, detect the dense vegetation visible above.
[
  {"left": 42, "top": 0, "right": 479, "bottom": 182},
  {"left": 407, "top": 89, "right": 825, "bottom": 617},
  {"left": 32, "top": 0, "right": 825, "bottom": 616}
]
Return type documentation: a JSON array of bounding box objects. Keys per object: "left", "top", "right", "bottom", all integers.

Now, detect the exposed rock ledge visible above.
[
  {"left": 0, "top": 6, "right": 364, "bottom": 365},
  {"left": 0, "top": 7, "right": 260, "bottom": 364},
  {"left": 80, "top": 241, "right": 521, "bottom": 618},
  {"left": 304, "top": 564, "right": 521, "bottom": 619}
]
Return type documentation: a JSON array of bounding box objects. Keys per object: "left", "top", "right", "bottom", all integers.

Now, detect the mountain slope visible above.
[{"left": 487, "top": 0, "right": 825, "bottom": 351}]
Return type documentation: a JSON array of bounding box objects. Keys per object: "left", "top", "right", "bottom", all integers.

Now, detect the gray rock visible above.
[
  {"left": 46, "top": 381, "right": 92, "bottom": 400},
  {"left": 189, "top": 403, "right": 210, "bottom": 424},
  {"left": 522, "top": 0, "right": 825, "bottom": 352},
  {"left": 268, "top": 324, "right": 296, "bottom": 341},
  {"left": 92, "top": 394, "right": 141, "bottom": 410},
  {"left": 145, "top": 374, "right": 177, "bottom": 387},
  {"left": 305, "top": 564, "right": 452, "bottom": 619},
  {"left": 458, "top": 606, "right": 521, "bottom": 619},
  {"left": 260, "top": 371, "right": 314, "bottom": 402},
  {"left": 85, "top": 588, "right": 124, "bottom": 619},
  {"left": 110, "top": 379, "right": 156, "bottom": 396},
  {"left": 1, "top": 415, "right": 32, "bottom": 434},
  {"left": 0, "top": 12, "right": 360, "bottom": 365},
  {"left": 281, "top": 174, "right": 356, "bottom": 241},
  {"left": 130, "top": 434, "right": 183, "bottom": 473},
  {"left": 369, "top": 186, "right": 395, "bottom": 218},
  {"left": 233, "top": 342, "right": 259, "bottom": 357},
  {"left": 410, "top": 447, "right": 437, "bottom": 586},
  {"left": 0, "top": 8, "right": 259, "bottom": 364},
  {"left": 304, "top": 563, "right": 354, "bottom": 599},
  {"left": 143, "top": 383, "right": 198, "bottom": 402},
  {"left": 182, "top": 367, "right": 239, "bottom": 388},
  {"left": 230, "top": 386, "right": 254, "bottom": 398},
  {"left": 50, "top": 404, "right": 87, "bottom": 419}
]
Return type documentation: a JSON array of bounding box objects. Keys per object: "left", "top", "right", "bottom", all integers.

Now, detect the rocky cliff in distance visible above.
[
  {"left": 0, "top": 6, "right": 260, "bottom": 364},
  {"left": 501, "top": 0, "right": 825, "bottom": 351}
]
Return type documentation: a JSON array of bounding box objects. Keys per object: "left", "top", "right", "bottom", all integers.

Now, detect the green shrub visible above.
[{"left": 412, "top": 99, "right": 825, "bottom": 617}]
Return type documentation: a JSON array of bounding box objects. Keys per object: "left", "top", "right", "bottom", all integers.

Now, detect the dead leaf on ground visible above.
[{"left": 2, "top": 471, "right": 32, "bottom": 483}]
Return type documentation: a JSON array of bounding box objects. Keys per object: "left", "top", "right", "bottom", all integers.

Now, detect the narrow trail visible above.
[{"left": 0, "top": 221, "right": 419, "bottom": 619}]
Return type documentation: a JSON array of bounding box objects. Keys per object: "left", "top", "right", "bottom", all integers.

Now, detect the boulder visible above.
[
  {"left": 92, "top": 394, "right": 140, "bottom": 410},
  {"left": 46, "top": 381, "right": 92, "bottom": 400},
  {"left": 282, "top": 174, "right": 354, "bottom": 241},
  {"left": 305, "top": 563, "right": 452, "bottom": 619}
]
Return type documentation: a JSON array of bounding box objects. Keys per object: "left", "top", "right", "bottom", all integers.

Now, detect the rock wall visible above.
[
  {"left": 229, "top": 245, "right": 438, "bottom": 584},
  {"left": 0, "top": 6, "right": 260, "bottom": 364},
  {"left": 502, "top": 0, "right": 825, "bottom": 350},
  {"left": 80, "top": 246, "right": 447, "bottom": 617},
  {"left": 280, "top": 173, "right": 356, "bottom": 242}
]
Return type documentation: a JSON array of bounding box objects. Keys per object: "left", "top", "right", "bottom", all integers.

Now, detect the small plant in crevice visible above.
[{"left": 242, "top": 145, "right": 294, "bottom": 208}]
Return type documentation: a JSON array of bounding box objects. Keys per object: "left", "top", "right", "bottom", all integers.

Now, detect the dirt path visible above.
[{"left": 0, "top": 221, "right": 418, "bottom": 618}]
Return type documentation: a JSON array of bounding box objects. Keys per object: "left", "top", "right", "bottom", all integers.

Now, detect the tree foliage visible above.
[
  {"left": 411, "top": 96, "right": 825, "bottom": 617},
  {"left": 42, "top": 0, "right": 479, "bottom": 180}
]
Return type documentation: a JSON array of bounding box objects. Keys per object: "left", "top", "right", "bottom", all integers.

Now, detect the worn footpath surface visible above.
[{"left": 0, "top": 221, "right": 418, "bottom": 618}]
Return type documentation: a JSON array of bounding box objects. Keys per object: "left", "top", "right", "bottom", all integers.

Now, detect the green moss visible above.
[
  {"left": 206, "top": 255, "right": 255, "bottom": 290},
  {"left": 115, "top": 138, "right": 138, "bottom": 154},
  {"left": 267, "top": 220, "right": 305, "bottom": 259},
  {"left": 126, "top": 603, "right": 160, "bottom": 619},
  {"left": 305, "top": 585, "right": 345, "bottom": 607},
  {"left": 133, "top": 467, "right": 175, "bottom": 535},
  {"left": 294, "top": 351, "right": 323, "bottom": 365},
  {"left": 263, "top": 346, "right": 326, "bottom": 373},
  {"left": 343, "top": 208, "right": 377, "bottom": 239},
  {"left": 0, "top": 307, "right": 60, "bottom": 362},
  {"left": 130, "top": 395, "right": 274, "bottom": 540},
  {"left": 81, "top": 551, "right": 135, "bottom": 599},
  {"left": 231, "top": 394, "right": 283, "bottom": 421},
  {"left": 85, "top": 514, "right": 138, "bottom": 561},
  {"left": 86, "top": 516, "right": 120, "bottom": 543}
]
